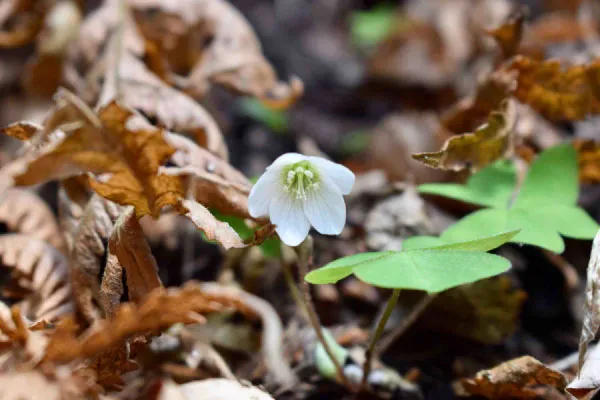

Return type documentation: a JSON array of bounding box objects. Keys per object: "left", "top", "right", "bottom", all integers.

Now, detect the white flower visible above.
[{"left": 248, "top": 153, "right": 355, "bottom": 246}]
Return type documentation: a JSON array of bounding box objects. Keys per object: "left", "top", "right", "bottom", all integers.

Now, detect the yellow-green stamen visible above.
[{"left": 282, "top": 161, "right": 320, "bottom": 200}]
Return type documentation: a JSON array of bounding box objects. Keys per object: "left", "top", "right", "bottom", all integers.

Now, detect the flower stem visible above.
[
  {"left": 282, "top": 237, "right": 350, "bottom": 388},
  {"left": 361, "top": 288, "right": 401, "bottom": 390},
  {"left": 375, "top": 292, "right": 437, "bottom": 357}
]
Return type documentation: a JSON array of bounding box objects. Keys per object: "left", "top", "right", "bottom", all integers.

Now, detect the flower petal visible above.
[
  {"left": 248, "top": 168, "right": 281, "bottom": 218},
  {"left": 303, "top": 176, "right": 346, "bottom": 235},
  {"left": 269, "top": 153, "right": 308, "bottom": 170},
  {"left": 269, "top": 190, "right": 311, "bottom": 246},
  {"left": 308, "top": 157, "right": 355, "bottom": 195}
]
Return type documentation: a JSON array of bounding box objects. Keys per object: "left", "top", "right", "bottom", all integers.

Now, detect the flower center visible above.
[{"left": 282, "top": 161, "right": 320, "bottom": 200}]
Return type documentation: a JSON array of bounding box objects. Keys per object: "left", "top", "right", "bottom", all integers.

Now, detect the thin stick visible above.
[
  {"left": 282, "top": 237, "right": 350, "bottom": 388},
  {"left": 361, "top": 288, "right": 401, "bottom": 389},
  {"left": 375, "top": 293, "right": 437, "bottom": 357}
]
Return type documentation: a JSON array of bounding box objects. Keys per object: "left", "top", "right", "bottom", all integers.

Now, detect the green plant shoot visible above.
[
  {"left": 305, "top": 230, "right": 519, "bottom": 292},
  {"left": 350, "top": 5, "right": 396, "bottom": 48},
  {"left": 418, "top": 144, "right": 599, "bottom": 253}
]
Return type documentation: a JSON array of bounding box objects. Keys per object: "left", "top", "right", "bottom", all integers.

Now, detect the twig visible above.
[
  {"left": 375, "top": 293, "right": 438, "bottom": 357},
  {"left": 282, "top": 237, "right": 351, "bottom": 388},
  {"left": 361, "top": 289, "right": 400, "bottom": 389}
]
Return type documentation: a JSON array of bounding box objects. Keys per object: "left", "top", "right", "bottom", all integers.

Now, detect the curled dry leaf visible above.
[
  {"left": 130, "top": 0, "right": 302, "bottom": 107},
  {"left": 0, "top": 234, "right": 72, "bottom": 322},
  {"left": 0, "top": 92, "right": 245, "bottom": 250},
  {"left": 0, "top": 121, "right": 41, "bottom": 141},
  {"left": 98, "top": 40, "right": 227, "bottom": 159},
  {"left": 505, "top": 56, "right": 600, "bottom": 121},
  {"left": 576, "top": 230, "right": 600, "bottom": 377},
  {"left": 70, "top": 195, "right": 121, "bottom": 322},
  {"left": 69, "top": 0, "right": 228, "bottom": 157},
  {"left": 82, "top": 101, "right": 184, "bottom": 218},
  {"left": 413, "top": 100, "right": 516, "bottom": 172},
  {"left": 182, "top": 199, "right": 245, "bottom": 249},
  {"left": 568, "top": 342, "right": 600, "bottom": 398},
  {"left": 44, "top": 281, "right": 251, "bottom": 363},
  {"left": 104, "top": 206, "right": 162, "bottom": 316},
  {"left": 455, "top": 356, "right": 568, "bottom": 399},
  {"left": 2, "top": 91, "right": 184, "bottom": 218},
  {"left": 441, "top": 71, "right": 517, "bottom": 135},
  {"left": 57, "top": 184, "right": 86, "bottom": 253},
  {"left": 0, "top": 189, "right": 65, "bottom": 252}
]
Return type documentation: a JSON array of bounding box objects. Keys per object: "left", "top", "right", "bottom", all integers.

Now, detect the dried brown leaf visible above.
[
  {"left": 98, "top": 252, "right": 124, "bottom": 321},
  {"left": 57, "top": 184, "right": 87, "bottom": 253},
  {"left": 182, "top": 199, "right": 245, "bottom": 249},
  {"left": 107, "top": 207, "right": 162, "bottom": 307},
  {"left": 87, "top": 102, "right": 185, "bottom": 218},
  {"left": 44, "top": 282, "right": 250, "bottom": 363},
  {"left": 0, "top": 121, "right": 41, "bottom": 141},
  {"left": 2, "top": 92, "right": 185, "bottom": 218},
  {"left": 0, "top": 189, "right": 65, "bottom": 252},
  {"left": 70, "top": 195, "right": 121, "bottom": 322},
  {"left": 130, "top": 0, "right": 302, "bottom": 106},
  {"left": 0, "top": 94, "right": 245, "bottom": 250},
  {"left": 506, "top": 56, "right": 600, "bottom": 121},
  {"left": 455, "top": 356, "right": 567, "bottom": 399},
  {"left": 575, "top": 139, "right": 600, "bottom": 184},
  {"left": 441, "top": 71, "right": 517, "bottom": 135},
  {"left": 162, "top": 132, "right": 252, "bottom": 219},
  {"left": 98, "top": 43, "right": 227, "bottom": 159},
  {"left": 0, "top": 234, "right": 72, "bottom": 322},
  {"left": 413, "top": 100, "right": 516, "bottom": 172},
  {"left": 568, "top": 342, "right": 600, "bottom": 398}
]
